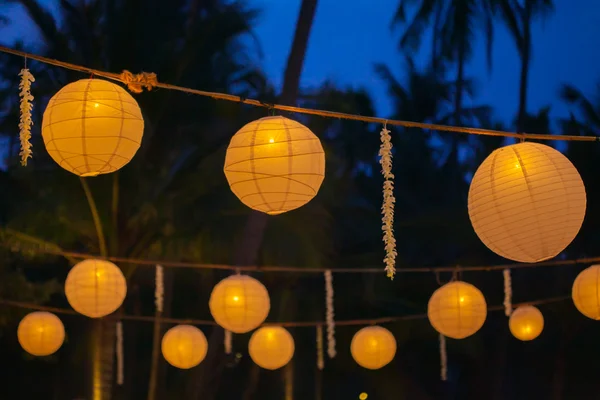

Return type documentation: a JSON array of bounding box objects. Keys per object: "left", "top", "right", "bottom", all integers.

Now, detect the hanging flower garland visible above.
[
  {"left": 155, "top": 265, "right": 164, "bottom": 313},
  {"left": 116, "top": 321, "right": 124, "bottom": 385},
  {"left": 18, "top": 67, "right": 35, "bottom": 166},
  {"left": 224, "top": 330, "right": 232, "bottom": 355},
  {"left": 379, "top": 124, "right": 397, "bottom": 279},
  {"left": 316, "top": 325, "right": 324, "bottom": 370},
  {"left": 324, "top": 270, "right": 336, "bottom": 358},
  {"left": 503, "top": 269, "right": 512, "bottom": 317},
  {"left": 439, "top": 333, "right": 447, "bottom": 381}
]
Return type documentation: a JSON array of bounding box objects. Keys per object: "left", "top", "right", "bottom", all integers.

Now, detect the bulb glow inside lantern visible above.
[
  {"left": 572, "top": 265, "right": 600, "bottom": 320},
  {"left": 209, "top": 275, "right": 270, "bottom": 333},
  {"left": 350, "top": 326, "right": 396, "bottom": 370},
  {"left": 468, "top": 142, "right": 585, "bottom": 263},
  {"left": 42, "top": 79, "right": 144, "bottom": 177},
  {"left": 248, "top": 326, "right": 294, "bottom": 370},
  {"left": 428, "top": 281, "right": 487, "bottom": 339},
  {"left": 161, "top": 325, "right": 208, "bottom": 369},
  {"left": 224, "top": 116, "right": 325, "bottom": 215},
  {"left": 509, "top": 305, "right": 544, "bottom": 341},
  {"left": 18, "top": 312, "right": 65, "bottom": 356},
  {"left": 65, "top": 259, "right": 127, "bottom": 318}
]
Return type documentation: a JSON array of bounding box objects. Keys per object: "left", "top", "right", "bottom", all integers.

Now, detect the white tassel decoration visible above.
[
  {"left": 155, "top": 264, "right": 164, "bottom": 313},
  {"left": 503, "top": 268, "right": 512, "bottom": 317},
  {"left": 18, "top": 68, "right": 35, "bottom": 166},
  {"left": 316, "top": 325, "right": 324, "bottom": 370},
  {"left": 379, "top": 124, "right": 397, "bottom": 279},
  {"left": 116, "top": 321, "right": 124, "bottom": 385},
  {"left": 439, "top": 333, "right": 447, "bottom": 381},
  {"left": 324, "top": 270, "right": 336, "bottom": 358},
  {"left": 224, "top": 330, "right": 232, "bottom": 354}
]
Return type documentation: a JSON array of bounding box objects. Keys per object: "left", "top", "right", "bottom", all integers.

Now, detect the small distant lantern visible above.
[
  {"left": 350, "top": 326, "right": 396, "bottom": 370},
  {"left": 428, "top": 281, "right": 487, "bottom": 339},
  {"left": 18, "top": 312, "right": 65, "bottom": 356},
  {"left": 161, "top": 325, "right": 208, "bottom": 369},
  {"left": 248, "top": 326, "right": 295, "bottom": 370},
  {"left": 572, "top": 265, "right": 600, "bottom": 320},
  {"left": 224, "top": 116, "right": 325, "bottom": 215},
  {"left": 468, "top": 142, "right": 586, "bottom": 263},
  {"left": 509, "top": 305, "right": 544, "bottom": 341}
]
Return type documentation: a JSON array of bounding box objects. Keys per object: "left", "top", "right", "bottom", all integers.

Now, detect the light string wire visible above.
[
  {"left": 0, "top": 45, "right": 597, "bottom": 143},
  {"left": 0, "top": 295, "right": 569, "bottom": 328}
]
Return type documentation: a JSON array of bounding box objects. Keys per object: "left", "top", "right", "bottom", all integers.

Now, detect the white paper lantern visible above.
[
  {"left": 18, "top": 312, "right": 65, "bottom": 356},
  {"left": 248, "top": 326, "right": 295, "bottom": 370},
  {"left": 350, "top": 326, "right": 396, "bottom": 370},
  {"left": 468, "top": 142, "right": 586, "bottom": 263},
  {"left": 161, "top": 325, "right": 208, "bottom": 369},
  {"left": 572, "top": 265, "right": 600, "bottom": 320}
]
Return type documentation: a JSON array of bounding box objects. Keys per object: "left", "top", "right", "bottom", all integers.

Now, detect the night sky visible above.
[{"left": 3, "top": 0, "right": 600, "bottom": 127}]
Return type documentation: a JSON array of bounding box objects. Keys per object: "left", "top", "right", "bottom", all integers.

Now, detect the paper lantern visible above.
[
  {"left": 209, "top": 274, "right": 270, "bottom": 333},
  {"left": 428, "top": 281, "right": 487, "bottom": 339},
  {"left": 248, "top": 326, "right": 294, "bottom": 370},
  {"left": 468, "top": 142, "right": 585, "bottom": 263},
  {"left": 161, "top": 325, "right": 208, "bottom": 369},
  {"left": 350, "top": 326, "right": 396, "bottom": 370},
  {"left": 18, "top": 312, "right": 65, "bottom": 356},
  {"left": 509, "top": 305, "right": 544, "bottom": 341},
  {"left": 65, "top": 259, "right": 127, "bottom": 318},
  {"left": 224, "top": 116, "right": 325, "bottom": 215},
  {"left": 572, "top": 265, "right": 600, "bottom": 320},
  {"left": 42, "top": 79, "right": 144, "bottom": 177}
]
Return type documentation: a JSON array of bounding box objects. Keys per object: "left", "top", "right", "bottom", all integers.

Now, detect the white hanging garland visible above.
[
  {"left": 155, "top": 264, "right": 164, "bottom": 313},
  {"left": 324, "top": 270, "right": 336, "bottom": 358},
  {"left": 116, "top": 321, "right": 124, "bottom": 385},
  {"left": 316, "top": 325, "right": 324, "bottom": 370},
  {"left": 18, "top": 68, "right": 35, "bottom": 166},
  {"left": 503, "top": 268, "right": 512, "bottom": 317},
  {"left": 379, "top": 124, "right": 397, "bottom": 279},
  {"left": 439, "top": 333, "right": 447, "bottom": 381},
  {"left": 224, "top": 330, "right": 232, "bottom": 355}
]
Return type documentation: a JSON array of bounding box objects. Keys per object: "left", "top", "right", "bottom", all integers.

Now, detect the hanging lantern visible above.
[
  {"left": 428, "top": 281, "right": 487, "bottom": 339},
  {"left": 248, "top": 326, "right": 294, "bottom": 370},
  {"left": 509, "top": 305, "right": 544, "bottom": 341},
  {"left": 161, "top": 325, "right": 208, "bottom": 369},
  {"left": 572, "top": 265, "right": 600, "bottom": 320},
  {"left": 468, "top": 142, "right": 585, "bottom": 263},
  {"left": 17, "top": 311, "right": 65, "bottom": 356},
  {"left": 65, "top": 259, "right": 127, "bottom": 318},
  {"left": 224, "top": 116, "right": 325, "bottom": 215},
  {"left": 209, "top": 274, "right": 270, "bottom": 333},
  {"left": 41, "top": 79, "right": 144, "bottom": 177},
  {"left": 350, "top": 326, "right": 396, "bottom": 370}
]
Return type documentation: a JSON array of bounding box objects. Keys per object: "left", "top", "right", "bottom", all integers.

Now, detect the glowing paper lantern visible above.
[
  {"left": 42, "top": 79, "right": 144, "bottom": 177},
  {"left": 350, "top": 326, "right": 396, "bottom": 370},
  {"left": 248, "top": 326, "right": 294, "bottom": 370},
  {"left": 161, "top": 325, "right": 208, "bottom": 369},
  {"left": 572, "top": 264, "right": 600, "bottom": 320},
  {"left": 428, "top": 281, "right": 487, "bottom": 339},
  {"left": 509, "top": 305, "right": 544, "bottom": 341},
  {"left": 224, "top": 116, "right": 325, "bottom": 215},
  {"left": 468, "top": 142, "right": 586, "bottom": 263},
  {"left": 209, "top": 274, "right": 270, "bottom": 333},
  {"left": 65, "top": 259, "right": 127, "bottom": 318},
  {"left": 17, "top": 312, "right": 65, "bottom": 356}
]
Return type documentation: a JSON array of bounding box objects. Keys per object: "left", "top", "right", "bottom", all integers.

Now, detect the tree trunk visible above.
[
  {"left": 517, "top": 3, "right": 532, "bottom": 133},
  {"left": 90, "top": 318, "right": 116, "bottom": 400}
]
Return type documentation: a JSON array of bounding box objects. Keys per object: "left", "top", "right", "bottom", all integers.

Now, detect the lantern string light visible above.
[
  {"left": 0, "top": 44, "right": 598, "bottom": 143},
  {"left": 503, "top": 269, "right": 512, "bottom": 317},
  {"left": 316, "top": 325, "right": 324, "bottom": 370},
  {"left": 116, "top": 321, "right": 124, "bottom": 385},
  {"left": 439, "top": 334, "right": 447, "bottom": 381},
  {"left": 379, "top": 124, "right": 397, "bottom": 280},
  {"left": 0, "top": 295, "right": 568, "bottom": 327},
  {"left": 324, "top": 270, "right": 336, "bottom": 358},
  {"left": 18, "top": 67, "right": 34, "bottom": 166},
  {"left": 155, "top": 265, "right": 164, "bottom": 313},
  {"left": 224, "top": 330, "right": 232, "bottom": 355}
]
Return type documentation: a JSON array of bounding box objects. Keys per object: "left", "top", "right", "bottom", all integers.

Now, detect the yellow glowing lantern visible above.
[
  {"left": 248, "top": 326, "right": 294, "bottom": 370},
  {"left": 65, "top": 259, "right": 127, "bottom": 318},
  {"left": 42, "top": 79, "right": 144, "bottom": 177},
  {"left": 161, "top": 325, "right": 208, "bottom": 369},
  {"left": 224, "top": 116, "right": 325, "bottom": 215},
  {"left": 509, "top": 305, "right": 544, "bottom": 341},
  {"left": 350, "top": 326, "right": 396, "bottom": 370},
  {"left": 17, "top": 311, "right": 65, "bottom": 356},
  {"left": 209, "top": 274, "right": 270, "bottom": 333},
  {"left": 428, "top": 281, "right": 487, "bottom": 339},
  {"left": 572, "top": 264, "right": 600, "bottom": 320},
  {"left": 468, "top": 142, "right": 586, "bottom": 263}
]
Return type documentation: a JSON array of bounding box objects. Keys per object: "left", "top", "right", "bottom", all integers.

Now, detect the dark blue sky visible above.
[{"left": 4, "top": 0, "right": 600, "bottom": 128}]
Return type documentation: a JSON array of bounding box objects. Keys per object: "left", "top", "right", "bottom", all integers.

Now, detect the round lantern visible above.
[
  {"left": 468, "top": 142, "right": 586, "bottom": 263},
  {"left": 350, "top": 326, "right": 396, "bottom": 370},
  {"left": 65, "top": 259, "right": 127, "bottom": 318},
  {"left": 161, "top": 325, "right": 208, "bottom": 369},
  {"left": 223, "top": 116, "right": 325, "bottom": 215},
  {"left": 509, "top": 305, "right": 544, "bottom": 341},
  {"left": 42, "top": 79, "right": 144, "bottom": 177},
  {"left": 209, "top": 274, "right": 270, "bottom": 333},
  {"left": 248, "top": 326, "right": 294, "bottom": 370},
  {"left": 572, "top": 264, "right": 600, "bottom": 320},
  {"left": 17, "top": 311, "right": 65, "bottom": 356},
  {"left": 428, "top": 281, "right": 487, "bottom": 339}
]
